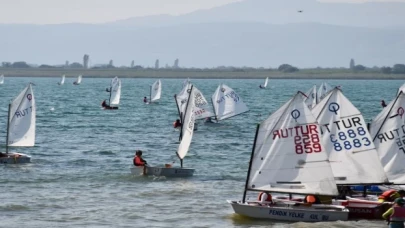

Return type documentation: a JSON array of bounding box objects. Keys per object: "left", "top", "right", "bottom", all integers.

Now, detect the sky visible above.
[{"left": 0, "top": 0, "right": 404, "bottom": 24}]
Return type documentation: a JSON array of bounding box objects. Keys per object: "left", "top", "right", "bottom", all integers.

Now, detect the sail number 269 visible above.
[{"left": 294, "top": 134, "right": 322, "bottom": 154}]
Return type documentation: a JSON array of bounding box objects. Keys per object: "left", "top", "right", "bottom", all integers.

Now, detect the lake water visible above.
[{"left": 0, "top": 77, "right": 402, "bottom": 228}]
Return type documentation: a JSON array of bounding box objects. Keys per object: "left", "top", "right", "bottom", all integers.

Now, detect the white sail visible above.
[
  {"left": 263, "top": 77, "right": 269, "bottom": 88},
  {"left": 212, "top": 84, "right": 249, "bottom": 121},
  {"left": 183, "top": 78, "right": 190, "bottom": 88},
  {"left": 317, "top": 82, "right": 332, "bottom": 101},
  {"left": 177, "top": 86, "right": 196, "bottom": 160},
  {"left": 311, "top": 88, "right": 388, "bottom": 185},
  {"left": 247, "top": 91, "right": 338, "bottom": 195},
  {"left": 398, "top": 83, "right": 405, "bottom": 95},
  {"left": 193, "top": 86, "right": 215, "bottom": 120},
  {"left": 370, "top": 92, "right": 405, "bottom": 184},
  {"left": 58, "top": 75, "right": 65, "bottom": 85},
  {"left": 109, "top": 76, "right": 121, "bottom": 107},
  {"left": 150, "top": 79, "right": 162, "bottom": 102},
  {"left": 175, "top": 82, "right": 192, "bottom": 120},
  {"left": 0, "top": 75, "right": 4, "bottom": 84},
  {"left": 8, "top": 84, "right": 36, "bottom": 147},
  {"left": 74, "top": 75, "right": 82, "bottom": 85},
  {"left": 304, "top": 85, "right": 318, "bottom": 109}
]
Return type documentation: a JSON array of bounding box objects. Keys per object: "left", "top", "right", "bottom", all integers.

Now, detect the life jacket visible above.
[
  {"left": 391, "top": 206, "right": 405, "bottom": 222},
  {"left": 258, "top": 192, "right": 272, "bottom": 202},
  {"left": 173, "top": 121, "right": 181, "bottom": 128},
  {"left": 133, "top": 156, "right": 145, "bottom": 166},
  {"left": 304, "top": 195, "right": 321, "bottom": 204},
  {"left": 379, "top": 190, "right": 398, "bottom": 201}
]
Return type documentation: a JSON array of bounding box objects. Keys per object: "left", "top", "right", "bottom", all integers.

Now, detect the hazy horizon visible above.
[
  {"left": 0, "top": 0, "right": 404, "bottom": 68},
  {"left": 1, "top": 0, "right": 404, "bottom": 24}
]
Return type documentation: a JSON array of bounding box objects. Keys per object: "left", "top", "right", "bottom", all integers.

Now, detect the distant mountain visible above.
[
  {"left": 1, "top": 22, "right": 404, "bottom": 68},
  {"left": 109, "top": 0, "right": 405, "bottom": 28}
]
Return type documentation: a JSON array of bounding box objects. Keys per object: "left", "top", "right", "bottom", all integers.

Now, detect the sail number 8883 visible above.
[{"left": 329, "top": 127, "right": 371, "bottom": 151}]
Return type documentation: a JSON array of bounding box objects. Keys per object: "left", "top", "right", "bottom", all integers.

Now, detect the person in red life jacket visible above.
[
  {"left": 303, "top": 195, "right": 321, "bottom": 205},
  {"left": 143, "top": 97, "right": 148, "bottom": 103},
  {"left": 133, "top": 150, "right": 147, "bottom": 166},
  {"left": 382, "top": 100, "right": 387, "bottom": 108},
  {"left": 101, "top": 100, "right": 107, "bottom": 108},
  {"left": 383, "top": 198, "right": 405, "bottom": 228},
  {"left": 379, "top": 190, "right": 405, "bottom": 203},
  {"left": 173, "top": 119, "right": 182, "bottom": 128},
  {"left": 257, "top": 192, "right": 273, "bottom": 205}
]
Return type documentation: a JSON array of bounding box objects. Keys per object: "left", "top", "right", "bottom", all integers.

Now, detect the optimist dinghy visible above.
[
  {"left": 130, "top": 86, "right": 197, "bottom": 177},
  {"left": 228, "top": 91, "right": 349, "bottom": 222},
  {"left": 0, "top": 84, "right": 36, "bottom": 164}
]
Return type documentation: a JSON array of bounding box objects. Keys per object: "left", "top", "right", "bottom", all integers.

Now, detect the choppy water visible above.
[{"left": 0, "top": 77, "right": 402, "bottom": 228}]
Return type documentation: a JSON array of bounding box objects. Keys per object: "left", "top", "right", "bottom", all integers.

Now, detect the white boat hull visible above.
[
  {"left": 228, "top": 200, "right": 349, "bottom": 222},
  {"left": 0, "top": 153, "right": 31, "bottom": 164},
  {"left": 130, "top": 166, "right": 194, "bottom": 177}
]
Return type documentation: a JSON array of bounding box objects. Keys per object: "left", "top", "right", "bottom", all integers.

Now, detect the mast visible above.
[
  {"left": 174, "top": 94, "right": 181, "bottom": 119},
  {"left": 242, "top": 124, "right": 260, "bottom": 203},
  {"left": 179, "top": 112, "right": 183, "bottom": 142},
  {"left": 5, "top": 103, "right": 11, "bottom": 153}
]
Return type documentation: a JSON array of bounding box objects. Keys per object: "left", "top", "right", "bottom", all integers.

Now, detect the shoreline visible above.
[{"left": 1, "top": 68, "right": 404, "bottom": 80}]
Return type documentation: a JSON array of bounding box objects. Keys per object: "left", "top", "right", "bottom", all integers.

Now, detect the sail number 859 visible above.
[{"left": 294, "top": 134, "right": 322, "bottom": 154}]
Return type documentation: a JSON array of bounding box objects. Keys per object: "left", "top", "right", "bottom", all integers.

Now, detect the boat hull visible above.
[
  {"left": 130, "top": 166, "right": 194, "bottom": 177},
  {"left": 228, "top": 200, "right": 349, "bottom": 222},
  {"left": 0, "top": 153, "right": 31, "bottom": 164},
  {"left": 333, "top": 198, "right": 391, "bottom": 220}
]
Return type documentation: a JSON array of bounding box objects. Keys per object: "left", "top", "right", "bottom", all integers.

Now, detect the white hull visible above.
[
  {"left": 0, "top": 153, "right": 31, "bottom": 164},
  {"left": 130, "top": 166, "right": 194, "bottom": 177},
  {"left": 228, "top": 200, "right": 349, "bottom": 222}
]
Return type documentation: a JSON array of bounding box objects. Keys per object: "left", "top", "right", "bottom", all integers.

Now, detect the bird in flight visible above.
[{"left": 298, "top": 10, "right": 303, "bottom": 13}]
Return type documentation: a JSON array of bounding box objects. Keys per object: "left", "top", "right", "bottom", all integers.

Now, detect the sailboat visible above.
[
  {"left": 228, "top": 91, "right": 349, "bottom": 222},
  {"left": 259, "top": 77, "right": 268, "bottom": 89},
  {"left": 130, "top": 85, "right": 196, "bottom": 177},
  {"left": 0, "top": 84, "right": 35, "bottom": 164},
  {"left": 149, "top": 79, "right": 161, "bottom": 103},
  {"left": 317, "top": 82, "right": 332, "bottom": 101},
  {"left": 57, "top": 75, "right": 65, "bottom": 85},
  {"left": 310, "top": 87, "right": 391, "bottom": 220},
  {"left": 370, "top": 91, "right": 405, "bottom": 185},
  {"left": 175, "top": 82, "right": 214, "bottom": 122},
  {"left": 0, "top": 75, "right": 4, "bottom": 85},
  {"left": 73, "top": 75, "right": 82, "bottom": 85},
  {"left": 102, "top": 76, "right": 121, "bottom": 110},
  {"left": 304, "top": 85, "right": 318, "bottom": 109},
  {"left": 211, "top": 84, "right": 249, "bottom": 121}
]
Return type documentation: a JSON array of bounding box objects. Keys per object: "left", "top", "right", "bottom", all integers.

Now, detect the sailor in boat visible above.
[
  {"left": 382, "top": 198, "right": 405, "bottom": 228},
  {"left": 379, "top": 190, "right": 405, "bottom": 203},
  {"left": 204, "top": 117, "right": 215, "bottom": 123},
  {"left": 382, "top": 100, "right": 388, "bottom": 108},
  {"left": 143, "top": 97, "right": 148, "bottom": 103},
  {"left": 106, "top": 88, "right": 111, "bottom": 92},
  {"left": 133, "top": 150, "right": 147, "bottom": 167},
  {"left": 259, "top": 85, "right": 264, "bottom": 89},
  {"left": 101, "top": 99, "right": 118, "bottom": 110},
  {"left": 337, "top": 186, "right": 355, "bottom": 200},
  {"left": 303, "top": 195, "right": 333, "bottom": 205},
  {"left": 173, "top": 119, "right": 182, "bottom": 128},
  {"left": 257, "top": 192, "right": 273, "bottom": 205}
]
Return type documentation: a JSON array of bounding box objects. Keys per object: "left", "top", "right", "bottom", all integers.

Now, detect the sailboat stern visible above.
[
  {"left": 227, "top": 200, "right": 349, "bottom": 222},
  {"left": 0, "top": 152, "right": 31, "bottom": 164}
]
